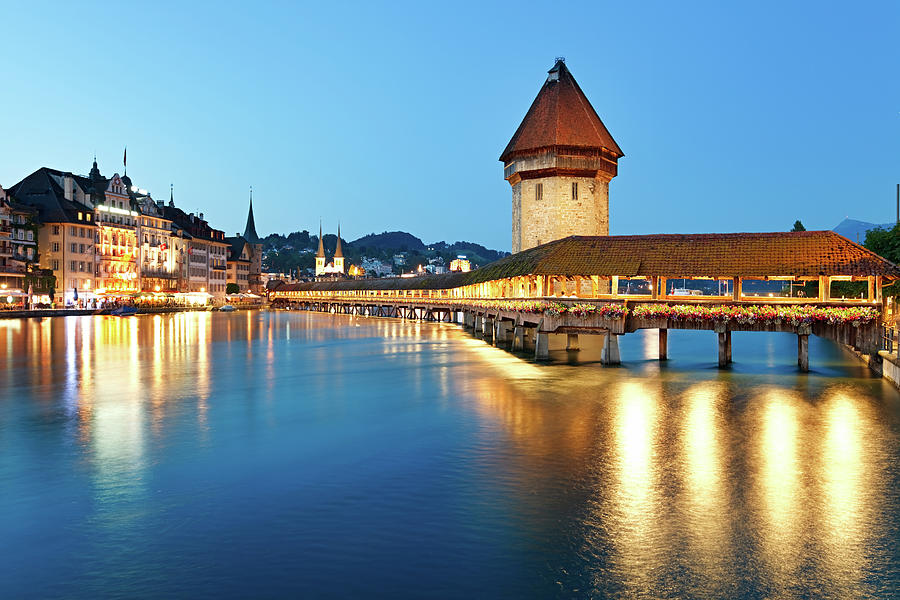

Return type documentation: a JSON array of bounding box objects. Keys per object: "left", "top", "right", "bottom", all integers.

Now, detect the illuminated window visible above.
[{"left": 77, "top": 212, "right": 83, "bottom": 220}]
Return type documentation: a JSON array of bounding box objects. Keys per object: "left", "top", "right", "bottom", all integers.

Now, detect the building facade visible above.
[
  {"left": 9, "top": 167, "right": 99, "bottom": 304},
  {"left": 501, "top": 59, "right": 623, "bottom": 253},
  {"left": 92, "top": 170, "right": 140, "bottom": 296}
]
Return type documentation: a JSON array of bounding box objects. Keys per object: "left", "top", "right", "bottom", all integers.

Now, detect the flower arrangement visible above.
[{"left": 631, "top": 304, "right": 878, "bottom": 326}]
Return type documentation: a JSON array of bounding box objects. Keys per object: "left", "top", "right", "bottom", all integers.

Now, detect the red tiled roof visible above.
[
  {"left": 275, "top": 231, "right": 900, "bottom": 293},
  {"left": 475, "top": 231, "right": 900, "bottom": 279},
  {"left": 500, "top": 60, "right": 623, "bottom": 162}
]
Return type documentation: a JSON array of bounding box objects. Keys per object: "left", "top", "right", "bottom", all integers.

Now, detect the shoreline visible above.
[{"left": 0, "top": 305, "right": 265, "bottom": 319}]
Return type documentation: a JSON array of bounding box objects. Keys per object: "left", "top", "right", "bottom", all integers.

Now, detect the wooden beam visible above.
[
  {"left": 651, "top": 276, "right": 659, "bottom": 300},
  {"left": 611, "top": 276, "right": 619, "bottom": 298},
  {"left": 733, "top": 277, "right": 741, "bottom": 302},
  {"left": 868, "top": 276, "right": 875, "bottom": 302}
]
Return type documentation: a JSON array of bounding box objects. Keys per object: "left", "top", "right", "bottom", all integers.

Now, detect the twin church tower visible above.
[{"left": 502, "top": 59, "right": 622, "bottom": 254}]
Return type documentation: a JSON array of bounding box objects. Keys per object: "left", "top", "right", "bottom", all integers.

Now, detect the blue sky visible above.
[{"left": 1, "top": 0, "right": 897, "bottom": 250}]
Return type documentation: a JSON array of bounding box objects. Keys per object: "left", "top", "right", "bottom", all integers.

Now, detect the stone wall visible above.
[{"left": 516, "top": 175, "right": 609, "bottom": 252}]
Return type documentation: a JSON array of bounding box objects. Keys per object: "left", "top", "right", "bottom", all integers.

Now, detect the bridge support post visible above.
[
  {"left": 798, "top": 325, "right": 811, "bottom": 372},
  {"left": 601, "top": 332, "right": 621, "bottom": 365},
  {"left": 659, "top": 329, "right": 668, "bottom": 360},
  {"left": 535, "top": 320, "right": 550, "bottom": 361},
  {"left": 512, "top": 318, "right": 525, "bottom": 351},
  {"left": 566, "top": 334, "right": 580, "bottom": 351},
  {"left": 495, "top": 320, "right": 511, "bottom": 345},
  {"left": 717, "top": 330, "right": 732, "bottom": 367},
  {"left": 482, "top": 316, "right": 493, "bottom": 342},
  {"left": 474, "top": 314, "right": 483, "bottom": 337}
]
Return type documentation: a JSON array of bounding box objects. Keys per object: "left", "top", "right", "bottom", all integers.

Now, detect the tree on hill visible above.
[{"left": 791, "top": 220, "right": 806, "bottom": 232}]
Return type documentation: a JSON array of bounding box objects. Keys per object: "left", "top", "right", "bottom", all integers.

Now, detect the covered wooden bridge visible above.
[{"left": 270, "top": 231, "right": 900, "bottom": 370}]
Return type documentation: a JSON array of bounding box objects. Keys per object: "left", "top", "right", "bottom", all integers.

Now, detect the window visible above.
[
  {"left": 52, "top": 242, "right": 59, "bottom": 252},
  {"left": 26, "top": 231, "right": 33, "bottom": 241},
  {"left": 535, "top": 183, "right": 543, "bottom": 201},
  {"left": 26, "top": 248, "right": 33, "bottom": 260},
  {"left": 79, "top": 262, "right": 85, "bottom": 272},
  {"left": 51, "top": 259, "right": 59, "bottom": 270},
  {"left": 86, "top": 213, "right": 91, "bottom": 222},
  {"left": 77, "top": 212, "right": 83, "bottom": 221},
  {"left": 70, "top": 227, "right": 76, "bottom": 236},
  {"left": 53, "top": 225, "right": 60, "bottom": 235},
  {"left": 70, "top": 243, "right": 77, "bottom": 253},
  {"left": 17, "top": 230, "right": 24, "bottom": 240},
  {"left": 70, "top": 261, "right": 77, "bottom": 271},
  {"left": 572, "top": 182, "right": 578, "bottom": 199},
  {"left": 79, "top": 244, "right": 85, "bottom": 254}
]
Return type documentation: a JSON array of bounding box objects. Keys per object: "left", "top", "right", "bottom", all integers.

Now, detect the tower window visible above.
[
  {"left": 572, "top": 182, "right": 578, "bottom": 199},
  {"left": 535, "top": 183, "right": 543, "bottom": 202}
]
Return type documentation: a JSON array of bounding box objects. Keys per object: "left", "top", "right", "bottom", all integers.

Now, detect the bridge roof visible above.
[{"left": 276, "top": 231, "right": 900, "bottom": 293}]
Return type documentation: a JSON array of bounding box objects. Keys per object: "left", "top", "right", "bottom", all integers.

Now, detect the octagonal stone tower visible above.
[{"left": 501, "top": 59, "right": 623, "bottom": 253}]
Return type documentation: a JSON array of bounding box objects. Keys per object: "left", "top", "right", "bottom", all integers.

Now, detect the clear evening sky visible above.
[{"left": 1, "top": 1, "right": 897, "bottom": 251}]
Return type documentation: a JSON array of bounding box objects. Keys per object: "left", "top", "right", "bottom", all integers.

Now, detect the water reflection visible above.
[{"left": 0, "top": 312, "right": 897, "bottom": 599}]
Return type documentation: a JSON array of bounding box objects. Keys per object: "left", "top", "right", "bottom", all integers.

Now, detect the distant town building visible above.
[
  {"left": 315, "top": 223, "right": 345, "bottom": 278},
  {"left": 501, "top": 58, "right": 623, "bottom": 253},
  {"left": 449, "top": 255, "right": 471, "bottom": 272}
]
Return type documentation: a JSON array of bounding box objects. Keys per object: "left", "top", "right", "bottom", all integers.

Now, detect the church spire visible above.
[
  {"left": 316, "top": 221, "right": 325, "bottom": 258},
  {"left": 334, "top": 222, "right": 343, "bottom": 258},
  {"left": 243, "top": 186, "right": 261, "bottom": 243}
]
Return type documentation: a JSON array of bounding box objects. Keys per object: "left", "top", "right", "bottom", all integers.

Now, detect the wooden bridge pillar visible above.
[
  {"left": 482, "top": 316, "right": 493, "bottom": 341},
  {"left": 659, "top": 329, "right": 668, "bottom": 361},
  {"left": 798, "top": 332, "right": 809, "bottom": 372},
  {"left": 494, "top": 320, "right": 511, "bottom": 345},
  {"left": 566, "top": 333, "right": 580, "bottom": 351},
  {"left": 601, "top": 332, "right": 621, "bottom": 365},
  {"left": 535, "top": 320, "right": 550, "bottom": 361},
  {"left": 718, "top": 330, "right": 732, "bottom": 367},
  {"left": 512, "top": 318, "right": 525, "bottom": 351},
  {"left": 474, "top": 314, "right": 483, "bottom": 337}
]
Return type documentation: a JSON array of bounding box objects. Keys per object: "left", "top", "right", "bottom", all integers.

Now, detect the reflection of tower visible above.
[
  {"left": 333, "top": 224, "right": 344, "bottom": 275},
  {"left": 315, "top": 222, "right": 326, "bottom": 276},
  {"left": 501, "top": 58, "right": 623, "bottom": 253}
]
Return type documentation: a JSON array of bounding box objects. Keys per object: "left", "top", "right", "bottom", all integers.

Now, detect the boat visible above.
[
  {"left": 109, "top": 306, "right": 138, "bottom": 316},
  {"left": 219, "top": 304, "right": 237, "bottom": 312}
]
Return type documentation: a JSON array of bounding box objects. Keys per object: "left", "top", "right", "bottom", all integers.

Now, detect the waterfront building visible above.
[
  {"left": 8, "top": 167, "right": 99, "bottom": 304},
  {"left": 162, "top": 203, "right": 228, "bottom": 301},
  {"left": 225, "top": 191, "right": 264, "bottom": 293},
  {"left": 225, "top": 236, "right": 252, "bottom": 291},
  {"left": 0, "top": 185, "right": 39, "bottom": 295},
  {"left": 501, "top": 58, "right": 623, "bottom": 253},
  {"left": 133, "top": 187, "right": 178, "bottom": 293},
  {"left": 90, "top": 164, "right": 141, "bottom": 297}
]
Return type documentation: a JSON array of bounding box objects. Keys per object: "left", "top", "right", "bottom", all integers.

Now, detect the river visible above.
[{"left": 1, "top": 311, "right": 899, "bottom": 598}]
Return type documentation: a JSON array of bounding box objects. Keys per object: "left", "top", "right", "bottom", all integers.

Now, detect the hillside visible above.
[
  {"left": 349, "top": 231, "right": 425, "bottom": 252},
  {"left": 832, "top": 218, "right": 894, "bottom": 244}
]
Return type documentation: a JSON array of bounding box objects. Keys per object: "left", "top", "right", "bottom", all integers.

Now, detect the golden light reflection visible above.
[
  {"left": 754, "top": 390, "right": 804, "bottom": 592},
  {"left": 604, "top": 380, "right": 663, "bottom": 596},
  {"left": 817, "top": 392, "right": 872, "bottom": 595},
  {"left": 679, "top": 382, "right": 733, "bottom": 588}
]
